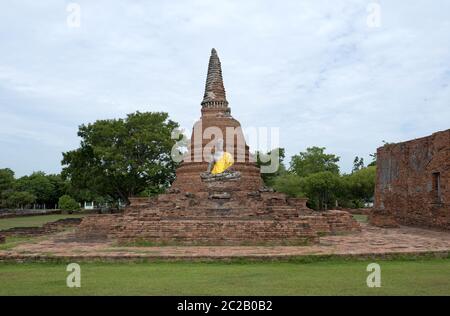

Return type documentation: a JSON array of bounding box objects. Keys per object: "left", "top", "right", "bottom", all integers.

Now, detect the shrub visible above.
[
  {"left": 58, "top": 195, "right": 80, "bottom": 211},
  {"left": 273, "top": 174, "right": 305, "bottom": 198}
]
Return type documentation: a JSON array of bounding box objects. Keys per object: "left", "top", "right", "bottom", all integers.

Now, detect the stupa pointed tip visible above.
[{"left": 201, "top": 47, "right": 228, "bottom": 109}]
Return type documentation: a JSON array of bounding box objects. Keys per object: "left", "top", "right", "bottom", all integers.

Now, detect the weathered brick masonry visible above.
[
  {"left": 77, "top": 194, "right": 360, "bottom": 245},
  {"left": 371, "top": 129, "right": 450, "bottom": 230},
  {"left": 0, "top": 218, "right": 82, "bottom": 237},
  {"left": 76, "top": 49, "right": 359, "bottom": 245}
]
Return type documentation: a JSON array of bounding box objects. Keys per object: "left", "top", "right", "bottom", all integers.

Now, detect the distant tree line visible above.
[
  {"left": 256, "top": 147, "right": 376, "bottom": 210},
  {"left": 0, "top": 169, "right": 70, "bottom": 210},
  {"left": 0, "top": 111, "right": 181, "bottom": 211},
  {"left": 1, "top": 111, "right": 377, "bottom": 211}
]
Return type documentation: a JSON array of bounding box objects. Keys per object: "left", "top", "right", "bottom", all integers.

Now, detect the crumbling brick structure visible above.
[
  {"left": 0, "top": 218, "right": 82, "bottom": 237},
  {"left": 77, "top": 49, "right": 360, "bottom": 245},
  {"left": 371, "top": 129, "right": 450, "bottom": 230}
]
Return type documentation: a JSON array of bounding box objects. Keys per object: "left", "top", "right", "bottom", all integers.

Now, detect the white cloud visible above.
[{"left": 0, "top": 0, "right": 449, "bottom": 176}]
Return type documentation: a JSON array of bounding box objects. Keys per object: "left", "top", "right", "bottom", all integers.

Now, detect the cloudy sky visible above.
[{"left": 0, "top": 0, "right": 449, "bottom": 177}]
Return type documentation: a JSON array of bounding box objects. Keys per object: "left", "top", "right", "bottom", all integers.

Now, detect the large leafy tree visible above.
[
  {"left": 61, "top": 111, "right": 179, "bottom": 204},
  {"left": 290, "top": 147, "right": 340, "bottom": 177}
]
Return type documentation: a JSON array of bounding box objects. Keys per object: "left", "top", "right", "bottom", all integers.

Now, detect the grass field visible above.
[
  {"left": 0, "top": 214, "right": 85, "bottom": 230},
  {"left": 0, "top": 214, "right": 448, "bottom": 295},
  {"left": 0, "top": 258, "right": 449, "bottom": 295}
]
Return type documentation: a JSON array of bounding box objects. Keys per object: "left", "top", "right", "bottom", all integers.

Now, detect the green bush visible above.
[
  {"left": 58, "top": 195, "right": 80, "bottom": 211},
  {"left": 273, "top": 174, "right": 305, "bottom": 198}
]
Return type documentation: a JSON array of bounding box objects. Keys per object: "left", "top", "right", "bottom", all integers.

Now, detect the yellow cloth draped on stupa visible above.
[{"left": 211, "top": 152, "right": 234, "bottom": 175}]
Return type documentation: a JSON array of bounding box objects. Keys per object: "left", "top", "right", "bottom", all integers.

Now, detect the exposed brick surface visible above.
[
  {"left": 0, "top": 218, "right": 82, "bottom": 237},
  {"left": 76, "top": 184, "right": 360, "bottom": 245},
  {"left": 371, "top": 129, "right": 450, "bottom": 230},
  {"left": 368, "top": 209, "right": 399, "bottom": 228},
  {"left": 5, "top": 224, "right": 450, "bottom": 261}
]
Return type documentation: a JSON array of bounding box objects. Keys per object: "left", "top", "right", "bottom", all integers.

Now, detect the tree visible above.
[
  {"left": 0, "top": 168, "right": 15, "bottom": 207},
  {"left": 301, "top": 171, "right": 342, "bottom": 210},
  {"left": 62, "top": 111, "right": 180, "bottom": 204},
  {"left": 273, "top": 171, "right": 343, "bottom": 211},
  {"left": 0, "top": 168, "right": 15, "bottom": 192},
  {"left": 352, "top": 156, "right": 365, "bottom": 173},
  {"left": 341, "top": 166, "right": 376, "bottom": 207},
  {"left": 7, "top": 191, "right": 36, "bottom": 209},
  {"left": 15, "top": 172, "right": 55, "bottom": 207},
  {"left": 46, "top": 174, "right": 69, "bottom": 208},
  {"left": 58, "top": 195, "right": 80, "bottom": 211},
  {"left": 255, "top": 148, "right": 286, "bottom": 186},
  {"left": 273, "top": 173, "right": 305, "bottom": 198},
  {"left": 290, "top": 147, "right": 340, "bottom": 177},
  {"left": 368, "top": 152, "right": 377, "bottom": 167}
]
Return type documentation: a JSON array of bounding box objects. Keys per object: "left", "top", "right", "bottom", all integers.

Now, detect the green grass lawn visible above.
[
  {"left": 0, "top": 214, "right": 85, "bottom": 231},
  {"left": 0, "top": 258, "right": 448, "bottom": 295}
]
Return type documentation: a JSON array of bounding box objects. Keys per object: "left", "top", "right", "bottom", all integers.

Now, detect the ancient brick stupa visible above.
[
  {"left": 171, "top": 48, "right": 263, "bottom": 193},
  {"left": 77, "top": 49, "right": 360, "bottom": 245}
]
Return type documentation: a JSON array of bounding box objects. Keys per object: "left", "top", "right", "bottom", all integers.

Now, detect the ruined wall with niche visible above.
[{"left": 372, "top": 129, "right": 450, "bottom": 230}]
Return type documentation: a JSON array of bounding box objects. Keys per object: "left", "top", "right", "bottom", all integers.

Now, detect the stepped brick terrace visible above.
[{"left": 1, "top": 223, "right": 450, "bottom": 261}]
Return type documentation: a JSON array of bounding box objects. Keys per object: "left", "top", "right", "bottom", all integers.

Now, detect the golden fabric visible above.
[{"left": 211, "top": 152, "right": 234, "bottom": 175}]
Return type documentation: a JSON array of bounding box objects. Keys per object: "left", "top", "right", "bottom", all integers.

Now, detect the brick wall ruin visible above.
[
  {"left": 76, "top": 195, "right": 360, "bottom": 246},
  {"left": 371, "top": 129, "right": 450, "bottom": 230}
]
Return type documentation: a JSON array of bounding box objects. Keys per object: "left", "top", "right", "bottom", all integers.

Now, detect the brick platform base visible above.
[
  {"left": 76, "top": 188, "right": 360, "bottom": 245},
  {"left": 369, "top": 209, "right": 400, "bottom": 228}
]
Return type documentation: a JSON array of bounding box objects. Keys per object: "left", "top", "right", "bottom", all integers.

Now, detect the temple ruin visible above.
[
  {"left": 370, "top": 129, "right": 450, "bottom": 230},
  {"left": 76, "top": 49, "right": 360, "bottom": 245}
]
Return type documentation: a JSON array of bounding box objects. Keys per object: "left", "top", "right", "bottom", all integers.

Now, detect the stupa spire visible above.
[{"left": 201, "top": 48, "right": 229, "bottom": 109}]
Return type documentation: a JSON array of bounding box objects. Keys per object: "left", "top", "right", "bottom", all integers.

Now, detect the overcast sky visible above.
[{"left": 1, "top": 0, "right": 449, "bottom": 177}]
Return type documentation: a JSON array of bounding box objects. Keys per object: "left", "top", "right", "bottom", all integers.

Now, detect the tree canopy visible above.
[
  {"left": 15, "top": 172, "right": 55, "bottom": 205},
  {"left": 0, "top": 168, "right": 15, "bottom": 207},
  {"left": 290, "top": 147, "right": 340, "bottom": 177},
  {"left": 61, "top": 111, "right": 180, "bottom": 204},
  {"left": 272, "top": 147, "right": 376, "bottom": 210}
]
